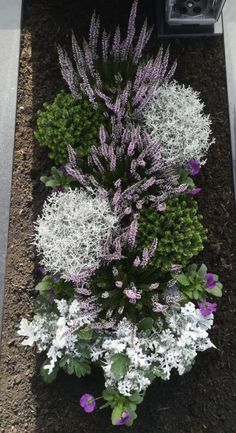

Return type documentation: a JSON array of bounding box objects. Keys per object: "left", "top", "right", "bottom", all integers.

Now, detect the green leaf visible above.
[
  {"left": 40, "top": 175, "right": 49, "bottom": 184},
  {"left": 35, "top": 276, "right": 53, "bottom": 294},
  {"left": 77, "top": 327, "right": 93, "bottom": 340},
  {"left": 111, "top": 354, "right": 130, "bottom": 380},
  {"left": 138, "top": 317, "right": 154, "bottom": 331},
  {"left": 111, "top": 405, "right": 124, "bottom": 426},
  {"left": 40, "top": 360, "right": 59, "bottom": 384},
  {"left": 198, "top": 264, "right": 208, "bottom": 277},
  {"left": 176, "top": 274, "right": 189, "bottom": 286},
  {"left": 45, "top": 179, "right": 60, "bottom": 188},
  {"left": 74, "top": 361, "right": 91, "bottom": 378},
  {"left": 63, "top": 358, "right": 91, "bottom": 378},
  {"left": 128, "top": 393, "right": 144, "bottom": 404},
  {"left": 206, "top": 282, "right": 223, "bottom": 297},
  {"left": 188, "top": 264, "right": 198, "bottom": 273},
  {"left": 102, "top": 387, "right": 119, "bottom": 402}
]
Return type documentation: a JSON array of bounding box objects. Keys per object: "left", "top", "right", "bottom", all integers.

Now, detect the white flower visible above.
[
  {"left": 34, "top": 188, "right": 118, "bottom": 279},
  {"left": 141, "top": 81, "right": 215, "bottom": 165}
]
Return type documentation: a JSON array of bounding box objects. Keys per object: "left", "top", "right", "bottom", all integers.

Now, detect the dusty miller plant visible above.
[
  {"left": 141, "top": 81, "right": 215, "bottom": 165},
  {"left": 34, "top": 188, "right": 118, "bottom": 279}
]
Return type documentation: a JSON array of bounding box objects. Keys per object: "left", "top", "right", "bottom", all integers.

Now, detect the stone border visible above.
[
  {"left": 0, "top": 0, "right": 22, "bottom": 343},
  {"left": 223, "top": 0, "right": 236, "bottom": 197}
]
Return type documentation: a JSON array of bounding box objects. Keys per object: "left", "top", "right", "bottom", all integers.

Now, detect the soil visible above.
[{"left": 0, "top": 1, "right": 236, "bottom": 432}]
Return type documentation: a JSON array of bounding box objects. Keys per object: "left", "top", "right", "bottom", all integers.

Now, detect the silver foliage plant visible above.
[
  {"left": 141, "top": 81, "right": 215, "bottom": 165},
  {"left": 34, "top": 188, "right": 118, "bottom": 279},
  {"left": 58, "top": 0, "right": 176, "bottom": 120}
]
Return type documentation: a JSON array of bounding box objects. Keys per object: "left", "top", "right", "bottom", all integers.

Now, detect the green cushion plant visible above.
[
  {"left": 35, "top": 90, "right": 105, "bottom": 165},
  {"left": 137, "top": 196, "right": 207, "bottom": 271}
]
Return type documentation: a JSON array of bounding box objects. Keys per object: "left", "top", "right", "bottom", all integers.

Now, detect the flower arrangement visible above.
[{"left": 18, "top": 1, "right": 222, "bottom": 427}]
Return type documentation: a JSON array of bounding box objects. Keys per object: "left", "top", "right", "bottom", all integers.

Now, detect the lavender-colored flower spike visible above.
[
  {"left": 128, "top": 218, "right": 139, "bottom": 247},
  {"left": 58, "top": 1, "right": 176, "bottom": 119}
]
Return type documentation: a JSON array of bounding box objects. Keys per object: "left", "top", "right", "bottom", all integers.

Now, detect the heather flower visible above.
[
  {"left": 198, "top": 301, "right": 217, "bottom": 317},
  {"left": 142, "top": 81, "right": 215, "bottom": 165},
  {"left": 116, "top": 412, "right": 132, "bottom": 425},
  {"left": 186, "top": 159, "right": 201, "bottom": 176},
  {"left": 80, "top": 394, "right": 96, "bottom": 413},
  {"left": 58, "top": 1, "right": 176, "bottom": 119},
  {"left": 204, "top": 273, "right": 216, "bottom": 289},
  {"left": 124, "top": 286, "right": 142, "bottom": 303},
  {"left": 66, "top": 122, "right": 187, "bottom": 221}
]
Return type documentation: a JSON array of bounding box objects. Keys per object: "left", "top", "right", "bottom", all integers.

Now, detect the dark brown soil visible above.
[{"left": 0, "top": 1, "right": 236, "bottom": 432}]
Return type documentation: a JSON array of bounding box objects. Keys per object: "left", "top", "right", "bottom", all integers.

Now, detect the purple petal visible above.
[
  {"left": 116, "top": 412, "right": 132, "bottom": 425},
  {"left": 186, "top": 188, "right": 202, "bottom": 196},
  {"left": 37, "top": 265, "right": 45, "bottom": 275},
  {"left": 80, "top": 394, "right": 96, "bottom": 413},
  {"left": 204, "top": 273, "right": 216, "bottom": 289},
  {"left": 186, "top": 159, "right": 201, "bottom": 176},
  {"left": 198, "top": 301, "right": 217, "bottom": 317}
]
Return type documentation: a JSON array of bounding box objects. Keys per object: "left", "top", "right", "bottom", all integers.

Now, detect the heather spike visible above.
[{"left": 58, "top": 1, "right": 176, "bottom": 119}]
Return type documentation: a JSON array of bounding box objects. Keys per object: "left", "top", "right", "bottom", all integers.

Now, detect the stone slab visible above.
[
  {"left": 223, "top": 0, "right": 236, "bottom": 198},
  {"left": 0, "top": 0, "right": 22, "bottom": 342}
]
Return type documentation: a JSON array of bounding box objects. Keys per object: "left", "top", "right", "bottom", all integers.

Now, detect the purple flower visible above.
[
  {"left": 37, "top": 265, "right": 45, "bottom": 274},
  {"left": 116, "top": 412, "right": 132, "bottom": 426},
  {"left": 58, "top": 165, "right": 67, "bottom": 175},
  {"left": 80, "top": 394, "right": 96, "bottom": 413},
  {"left": 187, "top": 188, "right": 202, "bottom": 196},
  {"left": 204, "top": 273, "right": 216, "bottom": 289},
  {"left": 124, "top": 287, "right": 142, "bottom": 303},
  {"left": 186, "top": 159, "right": 201, "bottom": 176},
  {"left": 198, "top": 301, "right": 217, "bottom": 317},
  {"left": 54, "top": 186, "right": 65, "bottom": 193}
]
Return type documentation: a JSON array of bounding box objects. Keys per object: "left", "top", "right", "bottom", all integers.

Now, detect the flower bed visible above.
[
  {"left": 0, "top": 0, "right": 236, "bottom": 432},
  {"left": 16, "top": 1, "right": 225, "bottom": 427}
]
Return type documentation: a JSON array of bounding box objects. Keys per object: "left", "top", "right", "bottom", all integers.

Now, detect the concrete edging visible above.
[{"left": 0, "top": 0, "right": 22, "bottom": 343}]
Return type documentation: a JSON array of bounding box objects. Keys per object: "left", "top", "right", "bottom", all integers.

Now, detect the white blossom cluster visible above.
[
  {"left": 91, "top": 303, "right": 214, "bottom": 396},
  {"left": 142, "top": 81, "right": 215, "bottom": 165},
  {"left": 18, "top": 298, "right": 98, "bottom": 374},
  {"left": 34, "top": 188, "right": 118, "bottom": 279}
]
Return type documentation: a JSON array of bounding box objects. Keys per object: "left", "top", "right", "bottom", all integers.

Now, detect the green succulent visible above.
[
  {"left": 35, "top": 90, "right": 105, "bottom": 165},
  {"left": 137, "top": 196, "right": 207, "bottom": 271}
]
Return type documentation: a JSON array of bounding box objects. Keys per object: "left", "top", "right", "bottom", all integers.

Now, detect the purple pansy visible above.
[
  {"left": 204, "top": 273, "right": 216, "bottom": 289},
  {"left": 116, "top": 412, "right": 132, "bottom": 426},
  {"left": 187, "top": 187, "right": 202, "bottom": 196},
  {"left": 198, "top": 301, "right": 217, "bottom": 317},
  {"left": 186, "top": 159, "right": 201, "bottom": 176},
  {"left": 80, "top": 394, "right": 96, "bottom": 413},
  {"left": 37, "top": 265, "right": 45, "bottom": 274}
]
